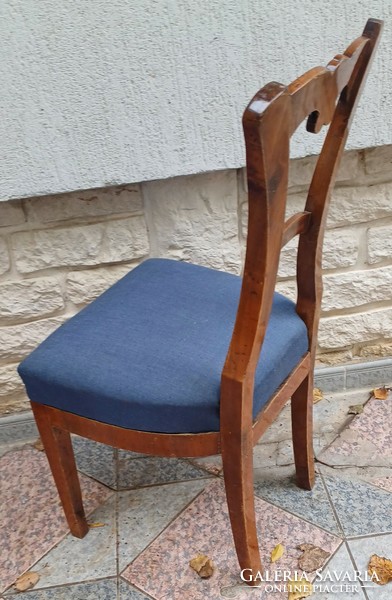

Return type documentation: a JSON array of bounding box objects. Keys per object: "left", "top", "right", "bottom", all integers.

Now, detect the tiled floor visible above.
[
  {"left": 0, "top": 447, "right": 111, "bottom": 593},
  {"left": 0, "top": 389, "right": 391, "bottom": 599},
  {"left": 318, "top": 393, "right": 392, "bottom": 467}
]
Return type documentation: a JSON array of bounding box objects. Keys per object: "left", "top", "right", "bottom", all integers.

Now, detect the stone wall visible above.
[{"left": 1, "top": 145, "right": 391, "bottom": 415}]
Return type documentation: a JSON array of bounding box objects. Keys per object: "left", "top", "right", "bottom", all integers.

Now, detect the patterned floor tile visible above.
[
  {"left": 73, "top": 436, "right": 117, "bottom": 489},
  {"left": 118, "top": 449, "right": 148, "bottom": 459},
  {"left": 189, "top": 455, "right": 223, "bottom": 476},
  {"left": 4, "top": 578, "right": 117, "bottom": 599},
  {"left": 349, "top": 533, "right": 392, "bottom": 599},
  {"left": 117, "top": 453, "right": 210, "bottom": 490},
  {"left": 122, "top": 479, "right": 341, "bottom": 600},
  {"left": 319, "top": 463, "right": 392, "bottom": 489},
  {"left": 118, "top": 479, "right": 207, "bottom": 570},
  {"left": 371, "top": 476, "right": 392, "bottom": 493},
  {"left": 312, "top": 389, "right": 371, "bottom": 437},
  {"left": 254, "top": 466, "right": 342, "bottom": 535},
  {"left": 319, "top": 395, "right": 392, "bottom": 468},
  {"left": 254, "top": 390, "right": 367, "bottom": 446},
  {"left": 119, "top": 579, "right": 153, "bottom": 599},
  {"left": 312, "top": 544, "right": 366, "bottom": 599},
  {"left": 0, "top": 447, "right": 111, "bottom": 595},
  {"left": 322, "top": 474, "right": 392, "bottom": 537},
  {"left": 191, "top": 443, "right": 283, "bottom": 476},
  {"left": 19, "top": 495, "right": 117, "bottom": 589},
  {"left": 0, "top": 442, "right": 28, "bottom": 459}
]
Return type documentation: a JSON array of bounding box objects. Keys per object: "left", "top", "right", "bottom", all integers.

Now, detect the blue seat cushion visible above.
[{"left": 18, "top": 259, "right": 308, "bottom": 434}]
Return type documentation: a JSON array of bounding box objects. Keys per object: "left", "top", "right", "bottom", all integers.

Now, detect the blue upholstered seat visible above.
[{"left": 18, "top": 259, "right": 308, "bottom": 434}]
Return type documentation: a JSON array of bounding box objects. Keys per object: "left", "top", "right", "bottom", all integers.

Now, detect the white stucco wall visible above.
[{"left": 1, "top": 0, "right": 391, "bottom": 201}]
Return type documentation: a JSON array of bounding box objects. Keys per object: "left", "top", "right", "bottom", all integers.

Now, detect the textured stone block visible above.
[
  {"left": 0, "top": 200, "right": 25, "bottom": 227},
  {"left": 322, "top": 266, "right": 392, "bottom": 312},
  {"left": 0, "top": 278, "right": 64, "bottom": 323},
  {"left": 278, "top": 238, "right": 298, "bottom": 278},
  {"left": 363, "top": 144, "right": 392, "bottom": 175},
  {"left": 0, "top": 238, "right": 10, "bottom": 275},
  {"left": 0, "top": 364, "right": 24, "bottom": 397},
  {"left": 12, "top": 217, "right": 148, "bottom": 273},
  {"left": 285, "top": 194, "right": 307, "bottom": 219},
  {"left": 359, "top": 342, "right": 392, "bottom": 359},
  {"left": 25, "top": 185, "right": 143, "bottom": 223},
  {"left": 239, "top": 204, "right": 247, "bottom": 240},
  {"left": 278, "top": 266, "right": 392, "bottom": 313},
  {"left": 322, "top": 229, "right": 360, "bottom": 269},
  {"left": 143, "top": 170, "right": 241, "bottom": 274},
  {"left": 67, "top": 265, "right": 135, "bottom": 305},
  {"left": 288, "top": 155, "right": 317, "bottom": 189},
  {"left": 367, "top": 224, "right": 392, "bottom": 264},
  {"left": 318, "top": 308, "right": 392, "bottom": 350},
  {"left": 0, "top": 316, "right": 67, "bottom": 360},
  {"left": 336, "top": 150, "right": 363, "bottom": 183},
  {"left": 12, "top": 223, "right": 104, "bottom": 273},
  {"left": 278, "top": 228, "right": 359, "bottom": 279},
  {"left": 327, "top": 183, "right": 392, "bottom": 227},
  {"left": 0, "top": 393, "right": 29, "bottom": 415},
  {"left": 275, "top": 279, "right": 296, "bottom": 302},
  {"left": 315, "top": 349, "right": 353, "bottom": 367},
  {"left": 286, "top": 184, "right": 392, "bottom": 230},
  {"left": 102, "top": 217, "right": 149, "bottom": 263},
  {"left": 288, "top": 150, "right": 361, "bottom": 189}
]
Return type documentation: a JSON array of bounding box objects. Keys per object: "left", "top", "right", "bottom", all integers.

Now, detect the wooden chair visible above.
[{"left": 18, "top": 19, "right": 382, "bottom": 583}]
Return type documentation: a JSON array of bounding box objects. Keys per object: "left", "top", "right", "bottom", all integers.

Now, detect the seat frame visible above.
[{"left": 31, "top": 18, "right": 382, "bottom": 584}]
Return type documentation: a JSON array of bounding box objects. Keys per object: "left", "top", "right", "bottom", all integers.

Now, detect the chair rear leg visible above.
[
  {"left": 222, "top": 433, "right": 263, "bottom": 583},
  {"left": 31, "top": 402, "right": 89, "bottom": 538},
  {"left": 291, "top": 373, "right": 315, "bottom": 490}
]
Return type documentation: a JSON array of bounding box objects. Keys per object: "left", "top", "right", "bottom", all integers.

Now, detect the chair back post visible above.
[
  {"left": 219, "top": 85, "right": 292, "bottom": 578},
  {"left": 221, "top": 18, "right": 383, "bottom": 426},
  {"left": 221, "top": 84, "right": 291, "bottom": 424},
  {"left": 296, "top": 19, "right": 383, "bottom": 362}
]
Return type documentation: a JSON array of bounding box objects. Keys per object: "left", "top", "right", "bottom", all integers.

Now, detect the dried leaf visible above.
[
  {"left": 32, "top": 437, "right": 45, "bottom": 452},
  {"left": 313, "top": 388, "right": 323, "bottom": 404},
  {"left": 14, "top": 572, "right": 40, "bottom": 592},
  {"left": 271, "top": 543, "right": 285, "bottom": 563},
  {"left": 368, "top": 554, "right": 392, "bottom": 585},
  {"left": 88, "top": 522, "right": 106, "bottom": 528},
  {"left": 189, "top": 554, "right": 214, "bottom": 578},
  {"left": 297, "top": 544, "right": 315, "bottom": 553},
  {"left": 373, "top": 386, "right": 389, "bottom": 400},
  {"left": 348, "top": 404, "right": 364, "bottom": 415},
  {"left": 287, "top": 574, "right": 313, "bottom": 599},
  {"left": 297, "top": 543, "right": 330, "bottom": 572}
]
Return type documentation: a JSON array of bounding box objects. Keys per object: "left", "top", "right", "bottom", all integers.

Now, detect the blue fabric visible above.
[{"left": 18, "top": 259, "right": 308, "bottom": 434}]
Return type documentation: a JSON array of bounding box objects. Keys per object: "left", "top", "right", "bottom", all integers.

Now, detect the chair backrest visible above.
[{"left": 222, "top": 18, "right": 383, "bottom": 387}]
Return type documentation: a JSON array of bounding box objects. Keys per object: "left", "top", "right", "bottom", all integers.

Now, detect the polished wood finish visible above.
[
  {"left": 252, "top": 353, "right": 310, "bottom": 443},
  {"left": 291, "top": 372, "right": 315, "bottom": 489},
  {"left": 32, "top": 402, "right": 89, "bottom": 538},
  {"left": 282, "top": 211, "right": 312, "bottom": 247},
  {"left": 33, "top": 402, "right": 221, "bottom": 457},
  {"left": 29, "top": 20, "right": 382, "bottom": 586}
]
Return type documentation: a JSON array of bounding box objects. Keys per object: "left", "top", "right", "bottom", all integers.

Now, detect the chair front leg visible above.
[
  {"left": 31, "top": 402, "right": 89, "bottom": 538},
  {"left": 221, "top": 428, "right": 263, "bottom": 584},
  {"left": 291, "top": 373, "right": 315, "bottom": 490}
]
